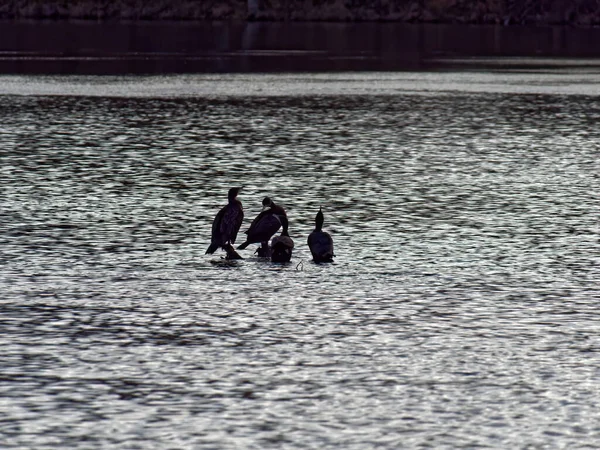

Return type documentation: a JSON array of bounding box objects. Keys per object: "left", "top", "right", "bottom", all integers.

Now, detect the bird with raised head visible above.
[
  {"left": 307, "top": 207, "right": 334, "bottom": 263},
  {"left": 206, "top": 187, "right": 244, "bottom": 259}
]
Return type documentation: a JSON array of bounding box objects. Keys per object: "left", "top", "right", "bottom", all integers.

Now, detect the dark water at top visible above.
[{"left": 2, "top": 21, "right": 600, "bottom": 74}]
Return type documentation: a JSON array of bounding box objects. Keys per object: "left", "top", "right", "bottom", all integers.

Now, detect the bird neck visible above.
[
  {"left": 315, "top": 209, "right": 324, "bottom": 231},
  {"left": 280, "top": 215, "right": 289, "bottom": 235}
]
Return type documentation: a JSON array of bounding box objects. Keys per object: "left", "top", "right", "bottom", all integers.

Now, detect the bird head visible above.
[
  {"left": 228, "top": 186, "right": 242, "bottom": 201},
  {"left": 315, "top": 207, "right": 324, "bottom": 229},
  {"left": 262, "top": 196, "right": 273, "bottom": 210}
]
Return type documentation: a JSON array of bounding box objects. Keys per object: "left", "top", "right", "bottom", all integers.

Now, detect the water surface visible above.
[{"left": 1, "top": 70, "right": 600, "bottom": 448}]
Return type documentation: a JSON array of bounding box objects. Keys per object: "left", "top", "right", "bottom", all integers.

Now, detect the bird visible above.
[
  {"left": 237, "top": 197, "right": 286, "bottom": 251},
  {"left": 271, "top": 215, "right": 294, "bottom": 262},
  {"left": 206, "top": 187, "right": 244, "bottom": 258},
  {"left": 262, "top": 197, "right": 286, "bottom": 218},
  {"left": 307, "top": 207, "right": 334, "bottom": 262}
]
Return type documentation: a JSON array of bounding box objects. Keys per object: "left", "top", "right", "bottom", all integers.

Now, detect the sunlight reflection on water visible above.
[
  {"left": 1, "top": 71, "right": 600, "bottom": 449},
  {"left": 3, "top": 70, "right": 600, "bottom": 97}
]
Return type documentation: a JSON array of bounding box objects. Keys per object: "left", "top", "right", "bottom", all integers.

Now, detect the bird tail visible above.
[
  {"left": 237, "top": 241, "right": 250, "bottom": 250},
  {"left": 205, "top": 242, "right": 219, "bottom": 254}
]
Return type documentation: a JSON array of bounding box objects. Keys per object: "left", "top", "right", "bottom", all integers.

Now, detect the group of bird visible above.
[{"left": 206, "top": 187, "right": 334, "bottom": 263}]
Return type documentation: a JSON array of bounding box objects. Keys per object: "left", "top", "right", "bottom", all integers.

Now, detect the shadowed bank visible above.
[
  {"left": 0, "top": 0, "right": 599, "bottom": 25},
  {"left": 2, "top": 21, "right": 600, "bottom": 74}
]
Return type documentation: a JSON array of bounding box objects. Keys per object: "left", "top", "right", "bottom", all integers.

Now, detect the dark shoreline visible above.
[{"left": 1, "top": 1, "right": 599, "bottom": 26}]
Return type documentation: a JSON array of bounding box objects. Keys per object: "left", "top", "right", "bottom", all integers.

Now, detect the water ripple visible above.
[{"left": 1, "top": 74, "right": 599, "bottom": 449}]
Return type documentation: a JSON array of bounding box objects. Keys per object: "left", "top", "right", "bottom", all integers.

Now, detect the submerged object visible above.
[
  {"left": 307, "top": 207, "right": 334, "bottom": 263},
  {"left": 237, "top": 197, "right": 286, "bottom": 250},
  {"left": 223, "top": 243, "right": 243, "bottom": 260},
  {"left": 255, "top": 241, "right": 271, "bottom": 258},
  {"left": 206, "top": 187, "right": 244, "bottom": 259},
  {"left": 271, "top": 216, "right": 294, "bottom": 262}
]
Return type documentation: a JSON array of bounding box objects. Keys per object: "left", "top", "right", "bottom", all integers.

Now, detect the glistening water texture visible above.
[{"left": 1, "top": 72, "right": 600, "bottom": 449}]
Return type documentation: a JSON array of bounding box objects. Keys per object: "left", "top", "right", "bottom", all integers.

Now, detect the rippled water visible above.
[{"left": 1, "top": 71, "right": 600, "bottom": 449}]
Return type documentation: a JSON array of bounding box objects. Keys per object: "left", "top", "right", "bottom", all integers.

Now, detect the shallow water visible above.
[{"left": 1, "top": 70, "right": 600, "bottom": 448}]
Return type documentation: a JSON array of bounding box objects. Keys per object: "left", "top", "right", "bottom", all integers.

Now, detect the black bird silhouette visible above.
[
  {"left": 206, "top": 187, "right": 244, "bottom": 258},
  {"left": 307, "top": 207, "right": 334, "bottom": 262},
  {"left": 262, "top": 197, "right": 286, "bottom": 218},
  {"left": 237, "top": 197, "right": 286, "bottom": 251},
  {"left": 271, "top": 215, "right": 294, "bottom": 262}
]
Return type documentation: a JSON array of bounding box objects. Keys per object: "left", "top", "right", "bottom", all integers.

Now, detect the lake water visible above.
[{"left": 2, "top": 22, "right": 600, "bottom": 450}]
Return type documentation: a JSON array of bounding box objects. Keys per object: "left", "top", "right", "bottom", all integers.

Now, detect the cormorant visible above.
[
  {"left": 307, "top": 207, "right": 334, "bottom": 263},
  {"left": 237, "top": 197, "right": 286, "bottom": 251},
  {"left": 206, "top": 187, "right": 244, "bottom": 258},
  {"left": 271, "top": 215, "right": 294, "bottom": 262}
]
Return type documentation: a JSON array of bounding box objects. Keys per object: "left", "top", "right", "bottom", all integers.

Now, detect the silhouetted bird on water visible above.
[
  {"left": 307, "top": 207, "right": 334, "bottom": 263},
  {"left": 206, "top": 187, "right": 244, "bottom": 259},
  {"left": 237, "top": 197, "right": 286, "bottom": 252},
  {"left": 262, "top": 197, "right": 286, "bottom": 218},
  {"left": 271, "top": 215, "right": 294, "bottom": 262}
]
